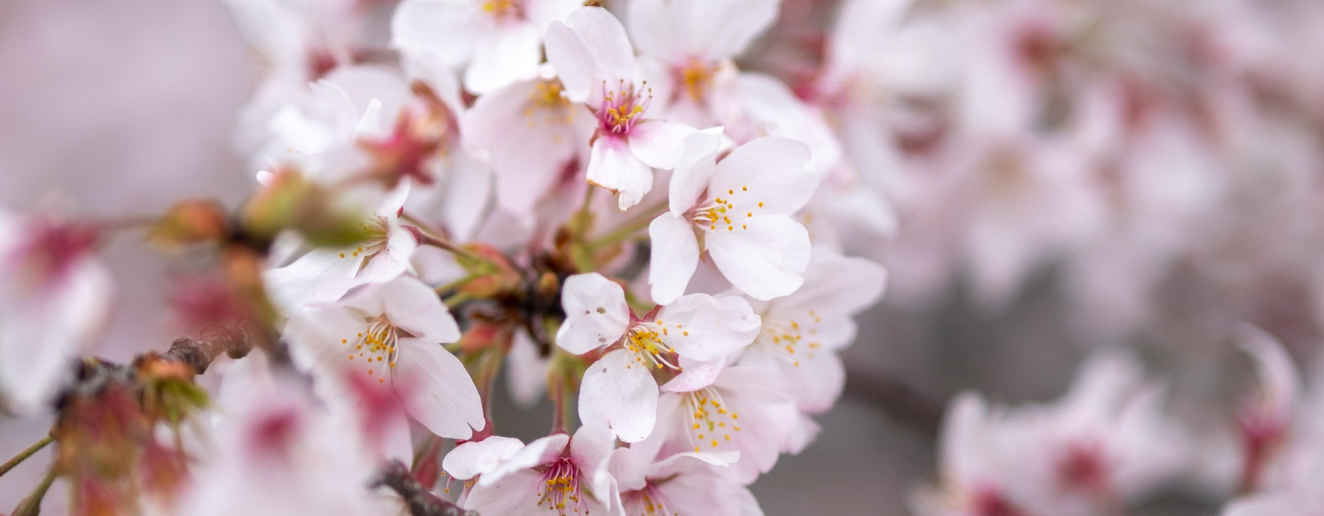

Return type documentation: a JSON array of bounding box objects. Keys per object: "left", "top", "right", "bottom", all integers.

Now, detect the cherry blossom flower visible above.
[
  {"left": 736, "top": 248, "right": 887, "bottom": 413},
  {"left": 545, "top": 6, "right": 696, "bottom": 211},
  {"left": 632, "top": 366, "right": 796, "bottom": 485},
  {"left": 464, "top": 425, "right": 616, "bottom": 516},
  {"left": 556, "top": 272, "right": 761, "bottom": 442},
  {"left": 263, "top": 182, "right": 416, "bottom": 311},
  {"left": 625, "top": 0, "right": 780, "bottom": 127},
  {"left": 604, "top": 447, "right": 763, "bottom": 516},
  {"left": 443, "top": 435, "right": 526, "bottom": 482},
  {"left": 649, "top": 131, "right": 818, "bottom": 304},
  {"left": 392, "top": 0, "right": 580, "bottom": 94},
  {"left": 463, "top": 69, "right": 595, "bottom": 227},
  {"left": 0, "top": 212, "right": 111, "bottom": 413},
  {"left": 282, "top": 275, "right": 485, "bottom": 440}
]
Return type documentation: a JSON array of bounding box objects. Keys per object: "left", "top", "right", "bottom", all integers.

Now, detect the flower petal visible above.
[
  {"left": 648, "top": 214, "right": 701, "bottom": 305},
  {"left": 464, "top": 24, "right": 542, "bottom": 94},
  {"left": 588, "top": 137, "right": 655, "bottom": 211},
  {"left": 656, "top": 294, "right": 760, "bottom": 361},
  {"left": 705, "top": 215, "right": 811, "bottom": 300},
  {"left": 391, "top": 0, "right": 481, "bottom": 66},
  {"left": 345, "top": 276, "right": 461, "bottom": 343},
  {"left": 579, "top": 349, "right": 660, "bottom": 443},
  {"left": 392, "top": 337, "right": 484, "bottom": 439},
  {"left": 628, "top": 120, "right": 695, "bottom": 170},
  {"left": 557, "top": 273, "right": 632, "bottom": 354},
  {"left": 479, "top": 433, "right": 571, "bottom": 486},
  {"left": 544, "top": 6, "right": 637, "bottom": 103},
  {"left": 668, "top": 128, "right": 724, "bottom": 216},
  {"left": 442, "top": 436, "right": 526, "bottom": 480},
  {"left": 711, "top": 136, "right": 818, "bottom": 215}
]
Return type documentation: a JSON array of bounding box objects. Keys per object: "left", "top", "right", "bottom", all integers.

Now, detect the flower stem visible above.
[
  {"left": 586, "top": 201, "right": 668, "bottom": 251},
  {"left": 11, "top": 467, "right": 56, "bottom": 516},
  {"left": 0, "top": 434, "right": 52, "bottom": 478},
  {"left": 403, "top": 225, "right": 477, "bottom": 261}
]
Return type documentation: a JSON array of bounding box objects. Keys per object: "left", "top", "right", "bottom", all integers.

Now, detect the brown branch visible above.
[
  {"left": 370, "top": 460, "right": 478, "bottom": 516},
  {"left": 160, "top": 324, "right": 258, "bottom": 375},
  {"left": 843, "top": 365, "right": 945, "bottom": 437}
]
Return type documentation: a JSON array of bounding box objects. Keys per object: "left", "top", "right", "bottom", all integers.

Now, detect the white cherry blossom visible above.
[
  {"left": 392, "top": 0, "right": 580, "bottom": 94},
  {"left": 604, "top": 447, "right": 763, "bottom": 516},
  {"left": 0, "top": 213, "right": 112, "bottom": 413},
  {"left": 282, "top": 275, "right": 485, "bottom": 440},
  {"left": 736, "top": 248, "right": 887, "bottom": 413},
  {"left": 556, "top": 272, "right": 761, "bottom": 442},
  {"left": 465, "top": 425, "right": 617, "bottom": 516},
  {"left": 545, "top": 6, "right": 696, "bottom": 210},
  {"left": 649, "top": 131, "right": 818, "bottom": 304}
]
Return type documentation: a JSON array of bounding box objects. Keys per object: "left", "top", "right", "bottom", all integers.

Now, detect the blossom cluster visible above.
[{"left": 4, "top": 0, "right": 1324, "bottom": 515}]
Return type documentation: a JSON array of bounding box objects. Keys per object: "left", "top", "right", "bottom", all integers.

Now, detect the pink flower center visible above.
[
  {"left": 8, "top": 220, "right": 98, "bottom": 293},
  {"left": 537, "top": 456, "right": 589, "bottom": 515},
  {"left": 597, "top": 80, "right": 652, "bottom": 135}
]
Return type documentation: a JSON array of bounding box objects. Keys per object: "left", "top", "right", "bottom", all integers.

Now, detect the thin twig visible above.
[
  {"left": 370, "top": 460, "right": 478, "bottom": 516},
  {"left": 404, "top": 225, "right": 477, "bottom": 261},
  {"left": 842, "top": 364, "right": 944, "bottom": 437},
  {"left": 0, "top": 434, "right": 53, "bottom": 478}
]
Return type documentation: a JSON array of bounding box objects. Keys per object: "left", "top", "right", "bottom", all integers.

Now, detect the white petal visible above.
[
  {"left": 1237, "top": 324, "right": 1300, "bottom": 426},
  {"left": 660, "top": 355, "right": 727, "bottom": 393},
  {"left": 570, "top": 423, "right": 618, "bottom": 480},
  {"left": 544, "top": 6, "right": 637, "bottom": 103},
  {"left": 465, "top": 469, "right": 545, "bottom": 514},
  {"left": 668, "top": 128, "right": 724, "bottom": 216},
  {"left": 263, "top": 248, "right": 361, "bottom": 311},
  {"left": 442, "top": 436, "right": 526, "bottom": 480},
  {"left": 392, "top": 337, "right": 484, "bottom": 439},
  {"left": 579, "top": 349, "right": 660, "bottom": 443},
  {"left": 711, "top": 136, "right": 818, "bottom": 215},
  {"left": 391, "top": 0, "right": 481, "bottom": 66},
  {"left": 345, "top": 277, "right": 461, "bottom": 343},
  {"left": 705, "top": 215, "right": 811, "bottom": 300},
  {"left": 628, "top": 0, "right": 780, "bottom": 62},
  {"left": 466, "top": 79, "right": 583, "bottom": 216},
  {"left": 438, "top": 152, "right": 494, "bottom": 241},
  {"left": 628, "top": 120, "right": 695, "bottom": 170},
  {"left": 655, "top": 295, "right": 760, "bottom": 361},
  {"left": 506, "top": 330, "right": 551, "bottom": 408},
  {"left": 648, "top": 214, "right": 701, "bottom": 305},
  {"left": 464, "top": 25, "right": 542, "bottom": 94},
  {"left": 776, "top": 249, "right": 887, "bottom": 317},
  {"left": 557, "top": 273, "right": 632, "bottom": 354},
  {"left": 588, "top": 136, "right": 655, "bottom": 211},
  {"left": 605, "top": 447, "right": 650, "bottom": 492},
  {"left": 480, "top": 433, "right": 571, "bottom": 486}
]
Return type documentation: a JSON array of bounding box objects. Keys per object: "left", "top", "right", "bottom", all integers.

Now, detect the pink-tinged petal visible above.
[
  {"left": 0, "top": 259, "right": 112, "bottom": 412},
  {"left": 442, "top": 436, "right": 526, "bottom": 480},
  {"left": 711, "top": 136, "right": 818, "bottom": 215},
  {"left": 656, "top": 294, "right": 760, "bottom": 361},
  {"left": 776, "top": 249, "right": 887, "bottom": 317},
  {"left": 580, "top": 350, "right": 660, "bottom": 443},
  {"left": 392, "top": 337, "right": 484, "bottom": 439},
  {"left": 352, "top": 247, "right": 411, "bottom": 287},
  {"left": 729, "top": 73, "right": 843, "bottom": 174},
  {"left": 345, "top": 277, "right": 460, "bottom": 343},
  {"left": 570, "top": 424, "right": 618, "bottom": 480},
  {"left": 669, "top": 128, "right": 724, "bottom": 216},
  {"left": 391, "top": 0, "right": 481, "bottom": 66},
  {"left": 1222, "top": 494, "right": 1300, "bottom": 516},
  {"left": 588, "top": 137, "right": 655, "bottom": 211},
  {"left": 464, "top": 25, "right": 542, "bottom": 94},
  {"left": 263, "top": 248, "right": 360, "bottom": 310},
  {"left": 466, "top": 79, "right": 585, "bottom": 217},
  {"left": 606, "top": 447, "right": 650, "bottom": 492},
  {"left": 628, "top": 0, "right": 780, "bottom": 62},
  {"left": 557, "top": 273, "right": 632, "bottom": 354},
  {"left": 282, "top": 305, "right": 367, "bottom": 376},
  {"left": 506, "top": 330, "right": 551, "bottom": 408},
  {"left": 787, "top": 352, "right": 846, "bottom": 414},
  {"left": 376, "top": 180, "right": 412, "bottom": 218},
  {"left": 1237, "top": 324, "right": 1300, "bottom": 427},
  {"left": 479, "top": 433, "right": 571, "bottom": 486},
  {"left": 465, "top": 469, "right": 545, "bottom": 514},
  {"left": 628, "top": 120, "right": 695, "bottom": 170},
  {"left": 545, "top": 6, "right": 637, "bottom": 103},
  {"left": 705, "top": 215, "right": 811, "bottom": 300},
  {"left": 648, "top": 214, "right": 700, "bottom": 305},
  {"left": 525, "top": 0, "right": 581, "bottom": 29},
  {"left": 660, "top": 355, "right": 727, "bottom": 393},
  {"left": 438, "top": 152, "right": 494, "bottom": 241}
]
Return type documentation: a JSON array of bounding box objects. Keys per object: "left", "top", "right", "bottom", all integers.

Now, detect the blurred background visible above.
[{"left": 2, "top": 0, "right": 1321, "bottom": 514}]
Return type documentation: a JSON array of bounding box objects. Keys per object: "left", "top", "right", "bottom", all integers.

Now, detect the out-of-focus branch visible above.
[
  {"left": 160, "top": 325, "right": 258, "bottom": 375},
  {"left": 370, "top": 460, "right": 478, "bottom": 516},
  {"left": 843, "top": 364, "right": 945, "bottom": 436}
]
